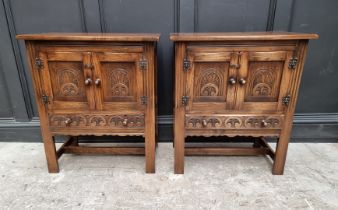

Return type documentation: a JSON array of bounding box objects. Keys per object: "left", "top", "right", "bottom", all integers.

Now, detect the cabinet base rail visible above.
[
  {"left": 184, "top": 137, "right": 275, "bottom": 160},
  {"left": 56, "top": 137, "right": 145, "bottom": 159}
]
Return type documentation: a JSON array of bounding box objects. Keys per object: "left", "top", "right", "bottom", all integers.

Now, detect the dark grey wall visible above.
[{"left": 0, "top": 0, "right": 337, "bottom": 142}]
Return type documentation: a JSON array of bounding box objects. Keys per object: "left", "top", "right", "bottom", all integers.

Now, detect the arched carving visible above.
[
  {"left": 89, "top": 116, "right": 107, "bottom": 126},
  {"left": 186, "top": 117, "right": 222, "bottom": 128},
  {"left": 187, "top": 118, "right": 202, "bottom": 128},
  {"left": 57, "top": 68, "right": 81, "bottom": 97},
  {"left": 110, "top": 68, "right": 130, "bottom": 96},
  {"left": 50, "top": 115, "right": 67, "bottom": 126},
  {"left": 251, "top": 69, "right": 274, "bottom": 97},
  {"left": 206, "top": 118, "right": 222, "bottom": 128},
  {"left": 225, "top": 117, "right": 242, "bottom": 128},
  {"left": 109, "top": 116, "right": 124, "bottom": 127},
  {"left": 198, "top": 68, "right": 223, "bottom": 97},
  {"left": 245, "top": 117, "right": 281, "bottom": 128}
]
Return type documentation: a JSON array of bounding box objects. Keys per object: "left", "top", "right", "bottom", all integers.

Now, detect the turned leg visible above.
[{"left": 43, "top": 135, "right": 59, "bottom": 173}]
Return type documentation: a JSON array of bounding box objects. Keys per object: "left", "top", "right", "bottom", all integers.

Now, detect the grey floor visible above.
[{"left": 0, "top": 142, "right": 337, "bottom": 210}]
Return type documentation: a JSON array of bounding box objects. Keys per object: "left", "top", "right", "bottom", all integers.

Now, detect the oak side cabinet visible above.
[
  {"left": 170, "top": 32, "right": 318, "bottom": 175},
  {"left": 17, "top": 33, "right": 160, "bottom": 173}
]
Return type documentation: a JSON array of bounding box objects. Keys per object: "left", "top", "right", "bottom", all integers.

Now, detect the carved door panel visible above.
[
  {"left": 38, "top": 50, "right": 95, "bottom": 111},
  {"left": 92, "top": 52, "right": 145, "bottom": 111},
  {"left": 185, "top": 50, "right": 238, "bottom": 113},
  {"left": 236, "top": 51, "right": 294, "bottom": 113}
]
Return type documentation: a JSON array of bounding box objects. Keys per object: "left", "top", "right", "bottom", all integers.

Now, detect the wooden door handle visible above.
[
  {"left": 202, "top": 119, "right": 207, "bottom": 127},
  {"left": 95, "top": 78, "right": 101, "bottom": 86},
  {"left": 84, "top": 78, "right": 92, "bottom": 86},
  {"left": 228, "top": 77, "right": 236, "bottom": 85},
  {"left": 122, "top": 119, "right": 128, "bottom": 126},
  {"left": 64, "top": 118, "right": 72, "bottom": 126},
  {"left": 239, "top": 78, "right": 246, "bottom": 85}
]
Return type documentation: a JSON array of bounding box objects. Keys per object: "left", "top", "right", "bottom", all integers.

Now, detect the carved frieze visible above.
[
  {"left": 49, "top": 114, "right": 144, "bottom": 128},
  {"left": 185, "top": 115, "right": 283, "bottom": 129}
]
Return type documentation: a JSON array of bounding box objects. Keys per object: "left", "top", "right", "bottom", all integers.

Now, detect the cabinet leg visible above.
[
  {"left": 272, "top": 135, "right": 290, "bottom": 175},
  {"left": 174, "top": 133, "right": 184, "bottom": 174},
  {"left": 174, "top": 108, "right": 185, "bottom": 174},
  {"left": 43, "top": 135, "right": 59, "bottom": 173},
  {"left": 145, "top": 128, "right": 156, "bottom": 174}
]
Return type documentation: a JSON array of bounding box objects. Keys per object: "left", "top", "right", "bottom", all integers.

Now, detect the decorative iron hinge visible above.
[
  {"left": 181, "top": 96, "right": 189, "bottom": 106},
  {"left": 183, "top": 58, "right": 190, "bottom": 71},
  {"left": 282, "top": 95, "right": 291, "bottom": 106},
  {"left": 288, "top": 58, "right": 298, "bottom": 70},
  {"left": 42, "top": 94, "right": 49, "bottom": 104},
  {"left": 139, "top": 58, "right": 148, "bottom": 70},
  {"left": 140, "top": 96, "right": 148, "bottom": 105},
  {"left": 35, "top": 58, "right": 44, "bottom": 70}
]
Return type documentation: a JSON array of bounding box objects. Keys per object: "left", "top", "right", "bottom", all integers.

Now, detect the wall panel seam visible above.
[
  {"left": 2, "top": 0, "right": 33, "bottom": 119},
  {"left": 78, "top": 0, "right": 88, "bottom": 32},
  {"left": 98, "top": 0, "right": 106, "bottom": 32},
  {"left": 174, "top": 0, "right": 180, "bottom": 32},
  {"left": 193, "top": 0, "right": 198, "bottom": 32},
  {"left": 266, "top": 0, "right": 278, "bottom": 31}
]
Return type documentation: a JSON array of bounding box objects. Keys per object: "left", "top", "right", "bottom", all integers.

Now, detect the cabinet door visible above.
[
  {"left": 236, "top": 51, "right": 293, "bottom": 113},
  {"left": 185, "top": 50, "right": 238, "bottom": 113},
  {"left": 38, "top": 50, "right": 95, "bottom": 111},
  {"left": 92, "top": 52, "right": 145, "bottom": 111}
]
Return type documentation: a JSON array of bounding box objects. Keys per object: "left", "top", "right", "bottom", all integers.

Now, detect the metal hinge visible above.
[
  {"left": 181, "top": 96, "right": 189, "bottom": 106},
  {"left": 183, "top": 58, "right": 190, "bottom": 71},
  {"left": 140, "top": 96, "right": 147, "bottom": 105},
  {"left": 42, "top": 94, "right": 49, "bottom": 104},
  {"left": 288, "top": 58, "right": 298, "bottom": 70},
  {"left": 139, "top": 58, "right": 148, "bottom": 70},
  {"left": 35, "top": 58, "right": 44, "bottom": 70},
  {"left": 282, "top": 94, "right": 291, "bottom": 106}
]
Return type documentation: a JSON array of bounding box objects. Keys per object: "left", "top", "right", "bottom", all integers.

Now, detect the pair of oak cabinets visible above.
[{"left": 17, "top": 32, "right": 318, "bottom": 175}]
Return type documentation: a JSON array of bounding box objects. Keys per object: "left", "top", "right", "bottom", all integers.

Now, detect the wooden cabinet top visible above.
[
  {"left": 16, "top": 33, "right": 160, "bottom": 42},
  {"left": 170, "top": 32, "right": 318, "bottom": 41}
]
